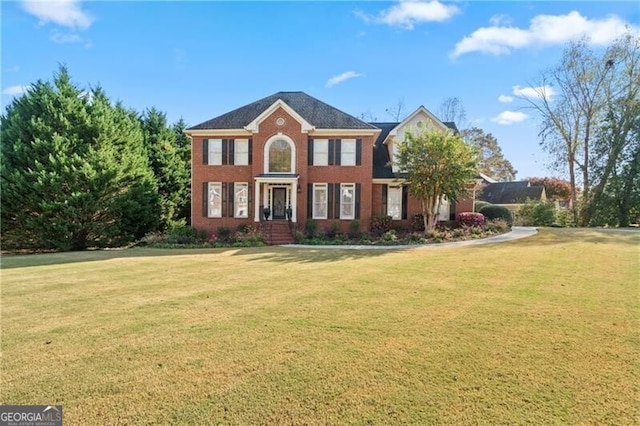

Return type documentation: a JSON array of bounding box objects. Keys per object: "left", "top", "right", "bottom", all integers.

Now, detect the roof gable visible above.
[
  {"left": 245, "top": 99, "right": 313, "bottom": 133},
  {"left": 388, "top": 106, "right": 450, "bottom": 139}
]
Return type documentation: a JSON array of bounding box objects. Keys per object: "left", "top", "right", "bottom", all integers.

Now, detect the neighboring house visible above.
[
  {"left": 185, "top": 91, "right": 465, "bottom": 237},
  {"left": 478, "top": 181, "right": 547, "bottom": 213}
]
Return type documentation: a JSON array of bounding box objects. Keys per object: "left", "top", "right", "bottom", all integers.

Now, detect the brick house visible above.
[{"left": 185, "top": 91, "right": 465, "bottom": 240}]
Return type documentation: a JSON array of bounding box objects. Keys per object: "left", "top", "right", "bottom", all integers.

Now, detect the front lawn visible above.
[{"left": 1, "top": 228, "right": 638, "bottom": 424}]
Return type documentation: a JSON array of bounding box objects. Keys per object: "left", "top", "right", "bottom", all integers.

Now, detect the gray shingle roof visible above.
[
  {"left": 479, "top": 181, "right": 545, "bottom": 204},
  {"left": 188, "top": 91, "right": 378, "bottom": 130},
  {"left": 370, "top": 122, "right": 397, "bottom": 179}
]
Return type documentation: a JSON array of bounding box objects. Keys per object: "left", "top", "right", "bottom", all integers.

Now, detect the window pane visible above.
[
  {"left": 208, "top": 182, "right": 222, "bottom": 217},
  {"left": 269, "top": 139, "right": 291, "bottom": 172},
  {"left": 208, "top": 139, "right": 222, "bottom": 165},
  {"left": 313, "top": 184, "right": 327, "bottom": 219},
  {"left": 235, "top": 139, "right": 249, "bottom": 166},
  {"left": 388, "top": 186, "right": 402, "bottom": 220},
  {"left": 235, "top": 183, "right": 248, "bottom": 218},
  {"left": 340, "top": 184, "right": 354, "bottom": 219},
  {"left": 313, "top": 139, "right": 328, "bottom": 166},
  {"left": 341, "top": 140, "right": 356, "bottom": 166}
]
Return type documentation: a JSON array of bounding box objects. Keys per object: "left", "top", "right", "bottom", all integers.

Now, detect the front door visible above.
[{"left": 272, "top": 188, "right": 286, "bottom": 219}]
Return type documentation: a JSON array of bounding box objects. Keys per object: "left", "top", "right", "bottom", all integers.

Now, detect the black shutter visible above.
[
  {"left": 382, "top": 185, "right": 388, "bottom": 216},
  {"left": 327, "top": 184, "right": 334, "bottom": 219},
  {"left": 222, "top": 140, "right": 228, "bottom": 165},
  {"left": 328, "top": 140, "right": 334, "bottom": 166},
  {"left": 203, "top": 182, "right": 209, "bottom": 217},
  {"left": 402, "top": 186, "right": 408, "bottom": 220},
  {"left": 308, "top": 139, "right": 314, "bottom": 165},
  {"left": 228, "top": 139, "right": 235, "bottom": 165},
  {"left": 248, "top": 139, "right": 253, "bottom": 165},
  {"left": 335, "top": 139, "right": 341, "bottom": 166},
  {"left": 248, "top": 183, "right": 252, "bottom": 218},
  {"left": 228, "top": 183, "right": 235, "bottom": 217},
  {"left": 355, "top": 183, "right": 361, "bottom": 219},
  {"left": 221, "top": 182, "right": 228, "bottom": 217},
  {"left": 203, "top": 139, "right": 209, "bottom": 165},
  {"left": 356, "top": 139, "right": 362, "bottom": 166},
  {"left": 334, "top": 183, "right": 341, "bottom": 219},
  {"left": 307, "top": 183, "right": 313, "bottom": 218}
]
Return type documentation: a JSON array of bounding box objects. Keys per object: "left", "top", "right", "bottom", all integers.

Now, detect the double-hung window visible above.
[
  {"left": 387, "top": 186, "right": 402, "bottom": 220},
  {"left": 207, "top": 182, "right": 223, "bottom": 217},
  {"left": 234, "top": 139, "right": 249, "bottom": 166},
  {"left": 313, "top": 184, "right": 328, "bottom": 219},
  {"left": 313, "top": 139, "right": 329, "bottom": 166},
  {"left": 208, "top": 139, "right": 223, "bottom": 165},
  {"left": 341, "top": 139, "right": 356, "bottom": 166},
  {"left": 234, "top": 183, "right": 249, "bottom": 218},
  {"left": 340, "top": 183, "right": 355, "bottom": 219}
]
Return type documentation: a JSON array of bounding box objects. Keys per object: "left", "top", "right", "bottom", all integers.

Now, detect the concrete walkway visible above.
[{"left": 283, "top": 226, "right": 538, "bottom": 250}]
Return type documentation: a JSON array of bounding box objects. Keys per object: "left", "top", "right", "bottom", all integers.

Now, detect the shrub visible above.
[
  {"left": 166, "top": 225, "right": 202, "bottom": 244},
  {"left": 216, "top": 226, "right": 233, "bottom": 243},
  {"left": 381, "top": 230, "right": 398, "bottom": 242},
  {"left": 474, "top": 201, "right": 492, "bottom": 212},
  {"left": 325, "top": 221, "right": 340, "bottom": 239},
  {"left": 515, "top": 200, "right": 556, "bottom": 226},
  {"left": 479, "top": 205, "right": 513, "bottom": 226},
  {"left": 234, "top": 225, "right": 266, "bottom": 245},
  {"left": 457, "top": 212, "right": 485, "bottom": 227},
  {"left": 486, "top": 219, "right": 510, "bottom": 232},
  {"left": 348, "top": 220, "right": 360, "bottom": 239},
  {"left": 236, "top": 223, "right": 251, "bottom": 233},
  {"left": 370, "top": 215, "right": 392, "bottom": 236},
  {"left": 410, "top": 214, "right": 425, "bottom": 232},
  {"left": 305, "top": 220, "right": 318, "bottom": 238}
]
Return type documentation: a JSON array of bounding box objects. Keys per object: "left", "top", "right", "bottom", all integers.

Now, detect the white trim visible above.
[
  {"left": 312, "top": 183, "right": 328, "bottom": 220},
  {"left": 254, "top": 175, "right": 299, "bottom": 184},
  {"left": 264, "top": 134, "right": 296, "bottom": 174},
  {"left": 245, "top": 99, "right": 315, "bottom": 133},
  {"left": 339, "top": 183, "right": 356, "bottom": 220},
  {"left": 372, "top": 178, "right": 405, "bottom": 184},
  {"left": 387, "top": 106, "right": 449, "bottom": 139},
  {"left": 184, "top": 129, "right": 251, "bottom": 137},
  {"left": 309, "top": 128, "right": 380, "bottom": 137}
]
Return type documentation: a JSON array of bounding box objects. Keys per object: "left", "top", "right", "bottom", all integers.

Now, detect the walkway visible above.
[{"left": 283, "top": 226, "right": 538, "bottom": 250}]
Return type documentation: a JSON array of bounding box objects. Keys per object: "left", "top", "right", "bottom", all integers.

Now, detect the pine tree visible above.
[{"left": 1, "top": 66, "right": 160, "bottom": 250}]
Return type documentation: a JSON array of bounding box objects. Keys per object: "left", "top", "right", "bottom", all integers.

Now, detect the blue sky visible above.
[{"left": 2, "top": 1, "right": 638, "bottom": 179}]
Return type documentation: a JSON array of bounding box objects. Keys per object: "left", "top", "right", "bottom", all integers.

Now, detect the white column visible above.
[
  {"left": 291, "top": 183, "right": 298, "bottom": 223},
  {"left": 254, "top": 182, "right": 260, "bottom": 222}
]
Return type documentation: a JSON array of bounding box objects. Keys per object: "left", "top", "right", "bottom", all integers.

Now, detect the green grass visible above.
[{"left": 1, "top": 228, "right": 639, "bottom": 424}]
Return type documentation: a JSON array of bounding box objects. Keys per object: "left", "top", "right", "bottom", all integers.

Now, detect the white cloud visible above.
[
  {"left": 325, "top": 71, "right": 363, "bottom": 88},
  {"left": 356, "top": 0, "right": 460, "bottom": 30},
  {"left": 452, "top": 11, "right": 638, "bottom": 57},
  {"left": 2, "top": 85, "right": 30, "bottom": 96},
  {"left": 492, "top": 110, "right": 528, "bottom": 125},
  {"left": 489, "top": 14, "right": 513, "bottom": 27},
  {"left": 512, "top": 85, "right": 556, "bottom": 101},
  {"left": 21, "top": 0, "right": 93, "bottom": 30},
  {"left": 50, "top": 29, "right": 82, "bottom": 43},
  {"left": 498, "top": 95, "right": 514, "bottom": 103}
]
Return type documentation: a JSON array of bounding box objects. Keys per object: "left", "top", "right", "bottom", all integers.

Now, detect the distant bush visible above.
[
  {"left": 479, "top": 205, "right": 513, "bottom": 226},
  {"left": 370, "top": 215, "right": 392, "bottom": 236},
  {"left": 516, "top": 200, "right": 555, "bottom": 226},
  {"left": 216, "top": 226, "right": 233, "bottom": 243},
  {"left": 474, "top": 201, "right": 492, "bottom": 212},
  {"left": 348, "top": 220, "right": 361, "bottom": 239},
  {"left": 457, "top": 212, "right": 485, "bottom": 227},
  {"left": 325, "top": 221, "right": 340, "bottom": 239},
  {"left": 305, "top": 220, "right": 318, "bottom": 238}
]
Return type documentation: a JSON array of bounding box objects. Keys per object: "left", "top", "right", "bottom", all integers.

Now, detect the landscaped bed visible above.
[{"left": 1, "top": 228, "right": 638, "bottom": 424}]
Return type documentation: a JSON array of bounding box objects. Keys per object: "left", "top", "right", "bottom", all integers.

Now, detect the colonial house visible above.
[{"left": 185, "top": 91, "right": 463, "bottom": 240}]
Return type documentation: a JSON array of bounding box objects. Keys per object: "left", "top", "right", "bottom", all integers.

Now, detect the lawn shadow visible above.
[
  {"left": 507, "top": 227, "right": 640, "bottom": 248},
  {"left": 234, "top": 246, "right": 404, "bottom": 264}
]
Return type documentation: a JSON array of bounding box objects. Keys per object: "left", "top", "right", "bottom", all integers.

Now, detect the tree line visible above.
[{"left": 1, "top": 66, "right": 191, "bottom": 251}]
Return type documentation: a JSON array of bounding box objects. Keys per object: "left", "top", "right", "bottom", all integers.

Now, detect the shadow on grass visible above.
[
  {"left": 0, "top": 245, "right": 397, "bottom": 269},
  {"left": 508, "top": 227, "right": 640, "bottom": 248}
]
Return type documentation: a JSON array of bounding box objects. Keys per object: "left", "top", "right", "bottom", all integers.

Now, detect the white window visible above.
[
  {"left": 208, "top": 139, "right": 222, "bottom": 165},
  {"left": 388, "top": 186, "right": 402, "bottom": 220},
  {"left": 234, "top": 183, "right": 249, "bottom": 218},
  {"left": 207, "top": 182, "right": 222, "bottom": 217},
  {"left": 313, "top": 139, "right": 328, "bottom": 166},
  {"left": 234, "top": 139, "right": 249, "bottom": 166},
  {"left": 341, "top": 139, "right": 356, "bottom": 166},
  {"left": 340, "top": 183, "right": 355, "bottom": 219},
  {"left": 313, "top": 183, "right": 328, "bottom": 219}
]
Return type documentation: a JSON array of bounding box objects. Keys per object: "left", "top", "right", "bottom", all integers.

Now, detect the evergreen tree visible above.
[
  {"left": 172, "top": 118, "right": 192, "bottom": 224},
  {"left": 1, "top": 66, "right": 160, "bottom": 250},
  {"left": 140, "top": 109, "right": 190, "bottom": 229}
]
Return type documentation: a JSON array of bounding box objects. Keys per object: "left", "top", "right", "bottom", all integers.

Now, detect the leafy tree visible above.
[
  {"left": 140, "top": 109, "right": 190, "bottom": 229},
  {"left": 462, "top": 127, "right": 517, "bottom": 181},
  {"left": 1, "top": 66, "right": 160, "bottom": 250},
  {"left": 395, "top": 129, "right": 479, "bottom": 232},
  {"left": 528, "top": 177, "right": 572, "bottom": 202}
]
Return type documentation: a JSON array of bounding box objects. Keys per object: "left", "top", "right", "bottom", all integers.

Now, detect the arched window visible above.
[{"left": 265, "top": 136, "right": 295, "bottom": 173}]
